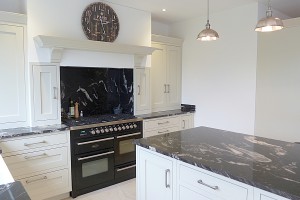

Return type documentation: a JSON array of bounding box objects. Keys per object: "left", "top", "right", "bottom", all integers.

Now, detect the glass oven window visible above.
[
  {"left": 119, "top": 139, "right": 135, "bottom": 154},
  {"left": 82, "top": 158, "right": 108, "bottom": 178}
]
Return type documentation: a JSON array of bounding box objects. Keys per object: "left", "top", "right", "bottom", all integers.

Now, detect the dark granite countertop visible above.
[
  {"left": 134, "top": 126, "right": 300, "bottom": 200},
  {"left": 0, "top": 182, "right": 31, "bottom": 200},
  {"left": 0, "top": 124, "right": 69, "bottom": 140},
  {"left": 136, "top": 109, "right": 195, "bottom": 120}
]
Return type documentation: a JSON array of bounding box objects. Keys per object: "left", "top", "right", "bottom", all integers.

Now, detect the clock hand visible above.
[{"left": 100, "top": 18, "right": 106, "bottom": 34}]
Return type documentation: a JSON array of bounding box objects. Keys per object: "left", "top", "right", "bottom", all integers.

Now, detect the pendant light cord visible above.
[
  {"left": 206, "top": 0, "right": 210, "bottom": 29},
  {"left": 266, "top": 0, "right": 272, "bottom": 17}
]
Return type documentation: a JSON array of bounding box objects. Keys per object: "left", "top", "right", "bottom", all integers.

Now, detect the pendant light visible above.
[
  {"left": 197, "top": 0, "right": 219, "bottom": 41},
  {"left": 255, "top": 0, "right": 284, "bottom": 32}
]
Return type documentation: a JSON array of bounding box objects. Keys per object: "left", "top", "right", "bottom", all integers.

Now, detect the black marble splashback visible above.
[{"left": 60, "top": 67, "right": 133, "bottom": 116}]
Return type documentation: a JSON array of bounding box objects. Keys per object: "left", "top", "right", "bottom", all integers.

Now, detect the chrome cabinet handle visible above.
[
  {"left": 24, "top": 153, "right": 47, "bottom": 160},
  {"left": 158, "top": 121, "right": 169, "bottom": 125},
  {"left": 182, "top": 120, "right": 186, "bottom": 129},
  {"left": 165, "top": 169, "right": 170, "bottom": 188},
  {"left": 116, "top": 164, "right": 136, "bottom": 172},
  {"left": 197, "top": 180, "right": 219, "bottom": 190},
  {"left": 116, "top": 132, "right": 141, "bottom": 139},
  {"left": 164, "top": 84, "right": 167, "bottom": 93},
  {"left": 78, "top": 151, "right": 114, "bottom": 161},
  {"left": 77, "top": 137, "right": 114, "bottom": 146},
  {"left": 158, "top": 130, "right": 169, "bottom": 134},
  {"left": 137, "top": 85, "right": 141, "bottom": 95},
  {"left": 24, "top": 141, "right": 47, "bottom": 146},
  {"left": 167, "top": 84, "right": 170, "bottom": 93},
  {"left": 53, "top": 87, "right": 57, "bottom": 99},
  {"left": 26, "top": 176, "right": 47, "bottom": 184}
]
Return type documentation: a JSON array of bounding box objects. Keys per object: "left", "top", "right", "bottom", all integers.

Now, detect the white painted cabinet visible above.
[
  {"left": 30, "top": 63, "right": 61, "bottom": 126},
  {"left": 180, "top": 113, "right": 194, "bottom": 130},
  {"left": 0, "top": 21, "right": 27, "bottom": 128},
  {"left": 134, "top": 67, "right": 151, "bottom": 115},
  {"left": 0, "top": 131, "right": 71, "bottom": 200},
  {"left": 254, "top": 188, "right": 290, "bottom": 200},
  {"left": 151, "top": 35, "right": 182, "bottom": 112},
  {"left": 137, "top": 146, "right": 175, "bottom": 200}
]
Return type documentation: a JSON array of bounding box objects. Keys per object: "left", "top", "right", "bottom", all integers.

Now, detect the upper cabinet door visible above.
[
  {"left": 0, "top": 24, "right": 27, "bottom": 125},
  {"left": 31, "top": 64, "right": 60, "bottom": 125},
  {"left": 134, "top": 68, "right": 151, "bottom": 114}
]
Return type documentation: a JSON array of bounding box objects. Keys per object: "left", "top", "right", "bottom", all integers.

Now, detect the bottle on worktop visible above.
[{"left": 69, "top": 100, "right": 75, "bottom": 117}]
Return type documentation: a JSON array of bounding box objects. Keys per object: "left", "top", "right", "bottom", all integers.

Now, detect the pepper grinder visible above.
[{"left": 74, "top": 102, "right": 79, "bottom": 119}]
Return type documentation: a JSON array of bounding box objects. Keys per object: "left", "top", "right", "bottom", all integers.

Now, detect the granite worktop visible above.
[
  {"left": 136, "top": 109, "right": 194, "bottom": 120},
  {"left": 0, "top": 124, "right": 69, "bottom": 140},
  {"left": 134, "top": 126, "right": 300, "bottom": 200}
]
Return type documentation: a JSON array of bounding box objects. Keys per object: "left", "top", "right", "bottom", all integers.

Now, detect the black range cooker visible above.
[{"left": 64, "top": 114, "right": 143, "bottom": 198}]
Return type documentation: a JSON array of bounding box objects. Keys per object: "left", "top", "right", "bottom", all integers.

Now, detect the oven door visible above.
[
  {"left": 73, "top": 149, "right": 115, "bottom": 190},
  {"left": 115, "top": 131, "right": 142, "bottom": 166}
]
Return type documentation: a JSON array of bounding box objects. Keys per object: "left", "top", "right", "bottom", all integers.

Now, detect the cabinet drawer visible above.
[
  {"left": 0, "top": 132, "right": 68, "bottom": 154},
  {"left": 4, "top": 146, "right": 68, "bottom": 177},
  {"left": 179, "top": 164, "right": 249, "bottom": 200},
  {"left": 19, "top": 169, "right": 70, "bottom": 200},
  {"left": 144, "top": 126, "right": 180, "bottom": 137},
  {"left": 144, "top": 116, "right": 180, "bottom": 130}
]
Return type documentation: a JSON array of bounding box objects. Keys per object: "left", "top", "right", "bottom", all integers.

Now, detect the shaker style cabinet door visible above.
[
  {"left": 137, "top": 147, "right": 174, "bottom": 200},
  {"left": 0, "top": 24, "right": 27, "bottom": 126},
  {"left": 31, "top": 63, "right": 60, "bottom": 126},
  {"left": 134, "top": 68, "right": 151, "bottom": 115}
]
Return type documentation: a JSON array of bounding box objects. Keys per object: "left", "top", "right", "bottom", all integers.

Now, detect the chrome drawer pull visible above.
[
  {"left": 158, "top": 130, "right": 169, "bottom": 134},
  {"left": 24, "top": 153, "right": 47, "bottom": 160},
  {"left": 138, "top": 85, "right": 141, "bottom": 95},
  {"left": 116, "top": 164, "right": 136, "bottom": 172},
  {"left": 77, "top": 137, "right": 114, "bottom": 146},
  {"left": 78, "top": 151, "right": 114, "bottom": 161},
  {"left": 197, "top": 180, "right": 219, "bottom": 190},
  {"left": 53, "top": 87, "right": 57, "bottom": 99},
  {"left": 24, "top": 141, "right": 47, "bottom": 146},
  {"left": 165, "top": 169, "right": 170, "bottom": 188},
  {"left": 26, "top": 176, "right": 47, "bottom": 184},
  {"left": 158, "top": 121, "right": 169, "bottom": 125},
  {"left": 116, "top": 132, "right": 141, "bottom": 139}
]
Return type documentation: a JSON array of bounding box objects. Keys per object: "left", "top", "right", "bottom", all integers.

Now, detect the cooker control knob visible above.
[
  {"left": 100, "top": 129, "right": 105, "bottom": 133},
  {"left": 118, "top": 126, "right": 122, "bottom": 131},
  {"left": 122, "top": 126, "right": 126, "bottom": 130},
  {"left": 105, "top": 128, "right": 109, "bottom": 133},
  {"left": 114, "top": 127, "right": 118, "bottom": 131},
  {"left": 126, "top": 125, "right": 129, "bottom": 129},
  {"left": 109, "top": 127, "right": 113, "bottom": 132},
  {"left": 129, "top": 124, "right": 133, "bottom": 129},
  {"left": 90, "top": 130, "right": 96, "bottom": 135},
  {"left": 133, "top": 123, "right": 138, "bottom": 128},
  {"left": 96, "top": 129, "right": 100, "bottom": 134}
]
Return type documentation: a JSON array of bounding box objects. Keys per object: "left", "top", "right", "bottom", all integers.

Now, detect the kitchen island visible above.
[{"left": 134, "top": 126, "right": 300, "bottom": 200}]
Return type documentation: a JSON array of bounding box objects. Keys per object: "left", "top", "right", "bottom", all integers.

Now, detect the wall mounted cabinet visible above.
[
  {"left": 0, "top": 20, "right": 27, "bottom": 128},
  {"left": 30, "top": 63, "right": 61, "bottom": 126},
  {"left": 134, "top": 68, "right": 151, "bottom": 115},
  {"left": 151, "top": 35, "right": 182, "bottom": 112}
]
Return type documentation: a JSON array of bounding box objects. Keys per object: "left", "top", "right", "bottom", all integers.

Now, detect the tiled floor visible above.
[{"left": 65, "top": 179, "right": 136, "bottom": 200}]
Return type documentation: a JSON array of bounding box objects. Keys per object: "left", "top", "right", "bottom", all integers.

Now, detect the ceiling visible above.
[{"left": 106, "top": 0, "right": 300, "bottom": 24}]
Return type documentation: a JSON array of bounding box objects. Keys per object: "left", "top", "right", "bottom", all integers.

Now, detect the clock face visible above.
[{"left": 81, "top": 2, "right": 120, "bottom": 42}]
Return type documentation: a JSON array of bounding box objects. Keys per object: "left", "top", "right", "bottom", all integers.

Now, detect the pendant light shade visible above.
[
  {"left": 255, "top": 0, "right": 284, "bottom": 32},
  {"left": 197, "top": 0, "right": 219, "bottom": 41}
]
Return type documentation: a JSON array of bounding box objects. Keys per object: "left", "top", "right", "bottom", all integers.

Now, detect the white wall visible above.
[
  {"left": 152, "top": 20, "right": 170, "bottom": 36},
  {"left": 0, "top": 0, "right": 26, "bottom": 14},
  {"left": 255, "top": 17, "right": 300, "bottom": 143},
  {"left": 27, "top": 0, "right": 151, "bottom": 68},
  {"left": 169, "top": 3, "right": 258, "bottom": 135}
]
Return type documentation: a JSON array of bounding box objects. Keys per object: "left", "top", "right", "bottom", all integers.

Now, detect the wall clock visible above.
[{"left": 81, "top": 2, "right": 120, "bottom": 42}]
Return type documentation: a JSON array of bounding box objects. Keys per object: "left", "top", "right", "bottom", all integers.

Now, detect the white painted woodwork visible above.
[
  {"left": 34, "top": 35, "right": 156, "bottom": 63},
  {"left": 254, "top": 188, "right": 290, "bottom": 200},
  {"left": 144, "top": 126, "right": 180, "bottom": 138},
  {"left": 19, "top": 168, "right": 70, "bottom": 200},
  {"left": 0, "top": 23, "right": 27, "bottom": 126},
  {"left": 137, "top": 147, "right": 175, "bottom": 200},
  {"left": 134, "top": 68, "right": 151, "bottom": 115},
  {"left": 144, "top": 116, "right": 181, "bottom": 130},
  {"left": 151, "top": 35, "right": 182, "bottom": 112},
  {"left": 0, "top": 131, "right": 67, "bottom": 154},
  {"left": 0, "top": 155, "right": 14, "bottom": 185},
  {"left": 181, "top": 113, "right": 194, "bottom": 130},
  {"left": 1, "top": 131, "right": 71, "bottom": 200},
  {"left": 30, "top": 63, "right": 61, "bottom": 126},
  {"left": 179, "top": 185, "right": 214, "bottom": 200}
]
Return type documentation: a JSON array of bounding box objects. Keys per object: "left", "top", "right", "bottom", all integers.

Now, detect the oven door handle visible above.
[
  {"left": 77, "top": 151, "right": 114, "bottom": 161},
  {"left": 77, "top": 137, "right": 114, "bottom": 146},
  {"left": 116, "top": 132, "right": 142, "bottom": 139},
  {"left": 116, "top": 164, "right": 136, "bottom": 172}
]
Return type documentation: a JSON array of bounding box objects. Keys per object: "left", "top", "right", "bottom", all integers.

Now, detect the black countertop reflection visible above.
[
  {"left": 134, "top": 126, "right": 300, "bottom": 200},
  {"left": 0, "top": 181, "right": 31, "bottom": 200},
  {"left": 136, "top": 109, "right": 194, "bottom": 120}
]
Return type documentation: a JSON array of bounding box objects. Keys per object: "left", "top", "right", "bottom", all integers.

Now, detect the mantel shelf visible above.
[{"left": 34, "top": 35, "right": 157, "bottom": 63}]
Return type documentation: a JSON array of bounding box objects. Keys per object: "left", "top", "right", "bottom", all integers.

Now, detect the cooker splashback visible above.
[{"left": 60, "top": 66, "right": 133, "bottom": 116}]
